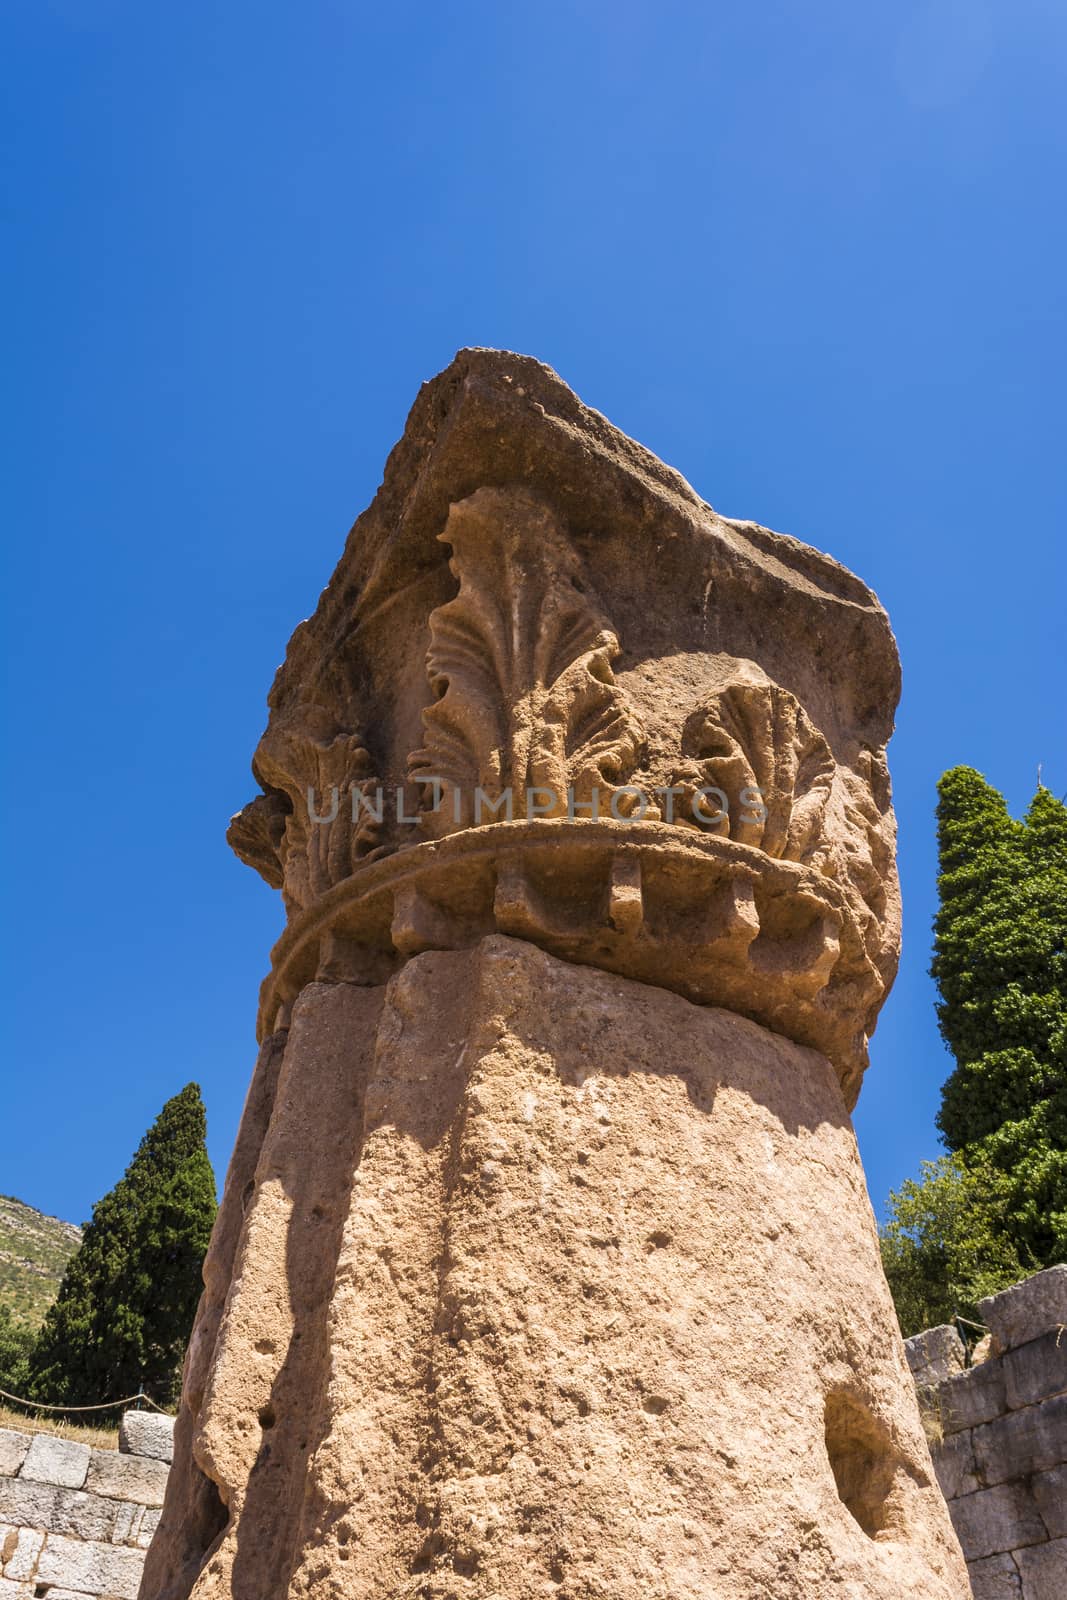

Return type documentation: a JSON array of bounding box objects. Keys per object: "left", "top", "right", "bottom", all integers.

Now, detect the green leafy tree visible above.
[
  {"left": 882, "top": 771, "right": 1067, "bottom": 1335},
  {"left": 880, "top": 1158, "right": 1025, "bottom": 1335},
  {"left": 29, "top": 1084, "right": 217, "bottom": 1410}
]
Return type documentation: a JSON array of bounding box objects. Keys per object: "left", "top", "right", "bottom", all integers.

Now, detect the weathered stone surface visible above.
[
  {"left": 112, "top": 1501, "right": 146, "bottom": 1546},
  {"left": 0, "top": 1432, "right": 30, "bottom": 1478},
  {"left": 1032, "top": 1463, "right": 1067, "bottom": 1540},
  {"left": 119, "top": 1412, "right": 175, "bottom": 1465},
  {"left": 35, "top": 1533, "right": 145, "bottom": 1600},
  {"left": 146, "top": 943, "right": 967, "bottom": 1599},
  {"left": 968, "top": 1552, "right": 1023, "bottom": 1599},
  {"left": 1, "top": 1524, "right": 43, "bottom": 1581},
  {"left": 980, "top": 1268, "right": 1067, "bottom": 1356},
  {"left": 931, "top": 1427, "right": 981, "bottom": 1500},
  {"left": 1004, "top": 1329, "right": 1067, "bottom": 1411},
  {"left": 136, "top": 1507, "right": 160, "bottom": 1551},
  {"left": 942, "top": 1359, "right": 1008, "bottom": 1435},
  {"left": 86, "top": 1450, "right": 168, "bottom": 1509},
  {"left": 1014, "top": 1537, "right": 1067, "bottom": 1600},
  {"left": 948, "top": 1482, "right": 1048, "bottom": 1559},
  {"left": 143, "top": 354, "right": 966, "bottom": 1599},
  {"left": 0, "top": 1475, "right": 118, "bottom": 1543},
  {"left": 19, "top": 1434, "right": 89, "bottom": 1490},
  {"left": 974, "top": 1396, "right": 1067, "bottom": 1486},
  {"left": 906, "top": 1324, "right": 967, "bottom": 1387}
]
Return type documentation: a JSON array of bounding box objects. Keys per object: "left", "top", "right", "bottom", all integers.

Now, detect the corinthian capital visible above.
[{"left": 229, "top": 350, "right": 900, "bottom": 1108}]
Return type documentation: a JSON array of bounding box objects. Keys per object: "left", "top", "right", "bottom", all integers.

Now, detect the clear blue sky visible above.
[{"left": 2, "top": 1, "right": 1064, "bottom": 1230}]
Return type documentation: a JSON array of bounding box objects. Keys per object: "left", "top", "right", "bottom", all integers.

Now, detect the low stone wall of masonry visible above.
[
  {"left": 906, "top": 1265, "right": 1067, "bottom": 1600},
  {"left": 0, "top": 1410, "right": 172, "bottom": 1600}
]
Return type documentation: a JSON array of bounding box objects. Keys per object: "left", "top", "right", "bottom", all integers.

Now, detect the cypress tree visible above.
[
  {"left": 0, "top": 1304, "right": 34, "bottom": 1396},
  {"left": 882, "top": 769, "right": 1067, "bottom": 1333},
  {"left": 933, "top": 771, "right": 1067, "bottom": 1270},
  {"left": 29, "top": 1084, "right": 217, "bottom": 1410}
]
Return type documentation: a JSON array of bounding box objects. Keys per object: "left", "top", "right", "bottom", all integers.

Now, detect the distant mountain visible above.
[{"left": 0, "top": 1194, "right": 81, "bottom": 1330}]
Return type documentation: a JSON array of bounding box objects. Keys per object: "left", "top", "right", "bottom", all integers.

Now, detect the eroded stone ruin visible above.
[{"left": 140, "top": 350, "right": 970, "bottom": 1598}]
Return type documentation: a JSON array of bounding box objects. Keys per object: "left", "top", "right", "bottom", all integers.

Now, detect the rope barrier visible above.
[
  {"left": 0, "top": 1385, "right": 168, "bottom": 1415},
  {"left": 952, "top": 1313, "right": 990, "bottom": 1333}
]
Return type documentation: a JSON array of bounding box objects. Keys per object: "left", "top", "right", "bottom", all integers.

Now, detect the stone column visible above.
[{"left": 140, "top": 351, "right": 970, "bottom": 1599}]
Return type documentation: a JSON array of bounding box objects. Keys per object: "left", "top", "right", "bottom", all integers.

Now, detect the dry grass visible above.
[{"left": 0, "top": 1401, "right": 118, "bottom": 1450}]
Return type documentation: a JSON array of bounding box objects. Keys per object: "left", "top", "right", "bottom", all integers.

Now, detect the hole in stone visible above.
[
  {"left": 254, "top": 1338, "right": 275, "bottom": 1355},
  {"left": 823, "top": 1390, "right": 896, "bottom": 1538},
  {"left": 642, "top": 1395, "right": 669, "bottom": 1415},
  {"left": 258, "top": 1404, "right": 276, "bottom": 1430},
  {"left": 648, "top": 1230, "right": 671, "bottom": 1250}
]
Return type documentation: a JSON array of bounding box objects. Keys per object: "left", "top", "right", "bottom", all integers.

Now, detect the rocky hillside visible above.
[{"left": 0, "top": 1195, "right": 81, "bottom": 1329}]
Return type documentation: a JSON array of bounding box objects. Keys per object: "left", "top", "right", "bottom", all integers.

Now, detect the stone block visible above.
[
  {"left": 941, "top": 1357, "right": 1008, "bottom": 1434},
  {"left": 0, "top": 1472, "right": 57, "bottom": 1528},
  {"left": 905, "top": 1323, "right": 967, "bottom": 1385},
  {"left": 931, "top": 1426, "right": 980, "bottom": 1500},
  {"left": 119, "top": 1409, "right": 175, "bottom": 1463},
  {"left": 1, "top": 1525, "right": 43, "bottom": 1581},
  {"left": 0, "top": 1580, "right": 32, "bottom": 1599},
  {"left": 968, "top": 1552, "right": 1023, "bottom": 1599},
  {"left": 0, "top": 1474, "right": 118, "bottom": 1542},
  {"left": 111, "top": 1499, "right": 145, "bottom": 1545},
  {"left": 1015, "top": 1537, "right": 1067, "bottom": 1600},
  {"left": 1033, "top": 1464, "right": 1067, "bottom": 1540},
  {"left": 86, "top": 1447, "right": 169, "bottom": 1507},
  {"left": 980, "top": 1267, "right": 1067, "bottom": 1355},
  {"left": 34, "top": 1532, "right": 146, "bottom": 1600},
  {"left": 1004, "top": 1329, "right": 1067, "bottom": 1410},
  {"left": 948, "top": 1481, "right": 1047, "bottom": 1560},
  {"left": 136, "top": 1505, "right": 161, "bottom": 1549},
  {"left": 19, "top": 1434, "right": 89, "bottom": 1490},
  {"left": 0, "top": 1430, "right": 30, "bottom": 1478},
  {"left": 46, "top": 1487, "right": 118, "bottom": 1543},
  {"left": 974, "top": 1395, "right": 1067, "bottom": 1486}
]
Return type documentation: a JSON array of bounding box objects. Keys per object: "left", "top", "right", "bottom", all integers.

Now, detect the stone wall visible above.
[
  {"left": 0, "top": 1412, "right": 172, "bottom": 1600},
  {"left": 906, "top": 1266, "right": 1067, "bottom": 1600}
]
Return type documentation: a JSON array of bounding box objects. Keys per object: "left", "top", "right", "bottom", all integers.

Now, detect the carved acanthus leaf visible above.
[
  {"left": 672, "top": 680, "right": 834, "bottom": 861},
  {"left": 409, "top": 487, "right": 643, "bottom": 834},
  {"left": 227, "top": 791, "right": 289, "bottom": 890},
  {"left": 235, "top": 717, "right": 383, "bottom": 912}
]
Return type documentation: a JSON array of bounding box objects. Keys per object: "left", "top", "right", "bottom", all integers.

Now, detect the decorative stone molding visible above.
[{"left": 409, "top": 486, "right": 645, "bottom": 833}]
